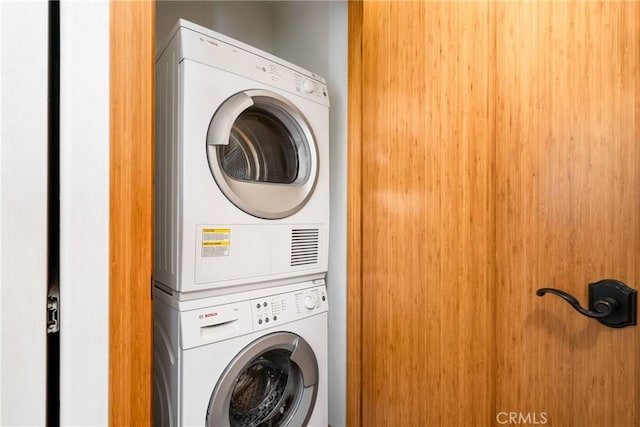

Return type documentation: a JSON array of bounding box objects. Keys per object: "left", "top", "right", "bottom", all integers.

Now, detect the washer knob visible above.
[
  {"left": 303, "top": 295, "right": 316, "bottom": 310},
  {"left": 302, "top": 80, "right": 315, "bottom": 93}
]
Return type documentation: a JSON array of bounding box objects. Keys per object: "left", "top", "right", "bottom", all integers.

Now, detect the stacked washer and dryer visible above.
[{"left": 153, "top": 20, "right": 330, "bottom": 427}]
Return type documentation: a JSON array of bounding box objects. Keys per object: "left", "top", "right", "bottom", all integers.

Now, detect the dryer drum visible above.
[
  {"left": 221, "top": 106, "right": 301, "bottom": 185},
  {"left": 229, "top": 349, "right": 302, "bottom": 427}
]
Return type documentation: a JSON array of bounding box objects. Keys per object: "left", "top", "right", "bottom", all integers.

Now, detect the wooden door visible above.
[
  {"left": 349, "top": 1, "right": 497, "bottom": 425},
  {"left": 495, "top": 2, "right": 640, "bottom": 426},
  {"left": 348, "top": 1, "right": 640, "bottom": 426}
]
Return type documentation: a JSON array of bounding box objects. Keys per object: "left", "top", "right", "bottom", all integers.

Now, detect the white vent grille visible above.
[{"left": 291, "top": 229, "right": 319, "bottom": 267}]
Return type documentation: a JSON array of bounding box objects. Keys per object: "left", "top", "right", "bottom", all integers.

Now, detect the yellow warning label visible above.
[
  {"left": 202, "top": 228, "right": 230, "bottom": 257},
  {"left": 203, "top": 228, "right": 230, "bottom": 233}
]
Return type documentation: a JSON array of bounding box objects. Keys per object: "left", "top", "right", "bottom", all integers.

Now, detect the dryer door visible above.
[
  {"left": 206, "top": 332, "right": 319, "bottom": 427},
  {"left": 206, "top": 89, "right": 319, "bottom": 219}
]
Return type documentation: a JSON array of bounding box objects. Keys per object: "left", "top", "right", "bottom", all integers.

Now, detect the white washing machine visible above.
[
  {"left": 155, "top": 20, "right": 330, "bottom": 296},
  {"left": 154, "top": 280, "right": 328, "bottom": 427}
]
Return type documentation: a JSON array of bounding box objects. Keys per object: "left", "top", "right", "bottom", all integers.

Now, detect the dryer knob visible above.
[
  {"left": 302, "top": 80, "right": 315, "bottom": 93},
  {"left": 303, "top": 295, "right": 316, "bottom": 310}
]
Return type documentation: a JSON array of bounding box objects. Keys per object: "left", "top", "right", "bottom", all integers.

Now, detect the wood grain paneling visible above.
[
  {"left": 347, "top": 1, "right": 363, "bottom": 426},
  {"left": 495, "top": 2, "right": 640, "bottom": 426},
  {"left": 350, "top": 1, "right": 640, "bottom": 425},
  {"left": 109, "top": 1, "right": 154, "bottom": 425},
  {"left": 355, "top": 2, "right": 496, "bottom": 425}
]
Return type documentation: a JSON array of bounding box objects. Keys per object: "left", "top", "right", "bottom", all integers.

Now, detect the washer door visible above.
[
  {"left": 206, "top": 90, "right": 319, "bottom": 219},
  {"left": 206, "top": 332, "right": 319, "bottom": 427}
]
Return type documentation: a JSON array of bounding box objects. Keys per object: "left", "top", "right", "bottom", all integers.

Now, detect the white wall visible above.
[
  {"left": 155, "top": 2, "right": 348, "bottom": 425},
  {"left": 156, "top": 1, "right": 275, "bottom": 54},
  {"left": 0, "top": 2, "right": 49, "bottom": 425},
  {"left": 272, "top": 1, "right": 329, "bottom": 77},
  {"left": 59, "top": 1, "right": 110, "bottom": 424},
  {"left": 326, "top": 4, "right": 348, "bottom": 426}
]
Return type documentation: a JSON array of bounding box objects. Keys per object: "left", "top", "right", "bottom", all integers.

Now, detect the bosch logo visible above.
[
  {"left": 199, "top": 38, "right": 219, "bottom": 47},
  {"left": 204, "top": 312, "right": 218, "bottom": 318}
]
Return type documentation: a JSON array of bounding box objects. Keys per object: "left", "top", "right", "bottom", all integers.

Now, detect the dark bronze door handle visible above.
[
  {"left": 536, "top": 288, "right": 617, "bottom": 318},
  {"left": 536, "top": 279, "right": 637, "bottom": 328}
]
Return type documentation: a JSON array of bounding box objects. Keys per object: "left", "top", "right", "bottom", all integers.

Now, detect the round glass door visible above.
[
  {"left": 206, "top": 90, "right": 319, "bottom": 219},
  {"left": 206, "top": 333, "right": 318, "bottom": 427},
  {"left": 228, "top": 349, "right": 299, "bottom": 426}
]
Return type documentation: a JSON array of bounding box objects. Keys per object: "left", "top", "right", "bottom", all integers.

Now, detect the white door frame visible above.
[
  {"left": 0, "top": 2, "right": 49, "bottom": 425},
  {"left": 0, "top": 1, "right": 110, "bottom": 425},
  {"left": 59, "top": 1, "right": 109, "bottom": 424}
]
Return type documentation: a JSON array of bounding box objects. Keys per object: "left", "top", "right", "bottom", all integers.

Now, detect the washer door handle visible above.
[{"left": 290, "top": 337, "right": 318, "bottom": 387}]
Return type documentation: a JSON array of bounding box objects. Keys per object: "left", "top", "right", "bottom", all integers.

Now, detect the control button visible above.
[
  {"left": 258, "top": 319, "right": 263, "bottom": 325},
  {"left": 303, "top": 295, "right": 315, "bottom": 310},
  {"left": 302, "top": 80, "right": 315, "bottom": 93},
  {"left": 256, "top": 303, "right": 261, "bottom": 309},
  {"left": 273, "top": 315, "right": 277, "bottom": 321},
  {"left": 265, "top": 317, "right": 269, "bottom": 323},
  {"left": 322, "top": 295, "right": 326, "bottom": 301},
  {"left": 263, "top": 302, "right": 267, "bottom": 307}
]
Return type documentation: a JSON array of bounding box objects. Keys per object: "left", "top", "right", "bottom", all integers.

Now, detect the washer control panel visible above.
[{"left": 251, "top": 285, "right": 328, "bottom": 330}]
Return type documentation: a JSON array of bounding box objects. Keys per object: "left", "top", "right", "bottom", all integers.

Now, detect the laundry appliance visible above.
[
  {"left": 155, "top": 20, "right": 330, "bottom": 296},
  {"left": 153, "top": 279, "right": 329, "bottom": 427}
]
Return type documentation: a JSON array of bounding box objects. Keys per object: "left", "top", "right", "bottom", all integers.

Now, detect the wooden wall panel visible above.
[
  {"left": 495, "top": 2, "right": 640, "bottom": 426},
  {"left": 356, "top": 2, "right": 496, "bottom": 425},
  {"left": 109, "top": 1, "right": 154, "bottom": 425},
  {"left": 347, "top": 1, "right": 363, "bottom": 426}
]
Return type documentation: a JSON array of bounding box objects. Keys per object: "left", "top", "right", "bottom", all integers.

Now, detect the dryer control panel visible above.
[
  {"left": 251, "top": 285, "right": 328, "bottom": 330},
  {"left": 176, "top": 24, "right": 330, "bottom": 107}
]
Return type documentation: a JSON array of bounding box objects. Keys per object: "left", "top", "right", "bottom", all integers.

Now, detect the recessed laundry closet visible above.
[{"left": 153, "top": 3, "right": 347, "bottom": 427}]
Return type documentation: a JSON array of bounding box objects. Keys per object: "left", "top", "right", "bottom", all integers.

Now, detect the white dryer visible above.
[
  {"left": 153, "top": 280, "right": 328, "bottom": 427},
  {"left": 155, "top": 20, "right": 330, "bottom": 296}
]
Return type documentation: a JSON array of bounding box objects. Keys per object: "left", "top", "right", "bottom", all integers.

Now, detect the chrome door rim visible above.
[{"left": 206, "top": 332, "right": 319, "bottom": 427}]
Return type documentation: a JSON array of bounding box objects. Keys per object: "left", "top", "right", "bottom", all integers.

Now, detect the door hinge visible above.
[{"left": 47, "top": 292, "right": 60, "bottom": 334}]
